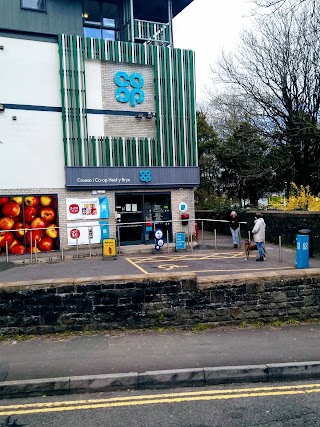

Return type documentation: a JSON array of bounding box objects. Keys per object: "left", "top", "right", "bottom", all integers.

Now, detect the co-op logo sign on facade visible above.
[{"left": 115, "top": 71, "right": 145, "bottom": 106}]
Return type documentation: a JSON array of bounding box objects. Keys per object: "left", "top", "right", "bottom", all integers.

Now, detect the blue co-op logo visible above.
[{"left": 114, "top": 71, "right": 144, "bottom": 107}]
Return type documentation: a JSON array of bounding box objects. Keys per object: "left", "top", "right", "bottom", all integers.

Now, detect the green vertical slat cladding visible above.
[
  {"left": 119, "top": 137, "right": 124, "bottom": 166},
  {"left": 91, "top": 137, "right": 97, "bottom": 166},
  {"left": 101, "top": 38, "right": 106, "bottom": 60},
  {"left": 173, "top": 48, "right": 180, "bottom": 166},
  {"left": 58, "top": 34, "right": 68, "bottom": 166},
  {"left": 105, "top": 137, "right": 110, "bottom": 166},
  {"left": 58, "top": 34, "right": 89, "bottom": 167},
  {"left": 189, "top": 50, "right": 197, "bottom": 167},
  {"left": 72, "top": 36, "right": 83, "bottom": 166},
  {"left": 144, "top": 138, "right": 149, "bottom": 166},
  {"left": 177, "top": 48, "right": 185, "bottom": 166},
  {"left": 165, "top": 46, "right": 171, "bottom": 166},
  {"left": 127, "top": 138, "right": 131, "bottom": 166},
  {"left": 59, "top": 35, "right": 196, "bottom": 169},
  {"left": 66, "top": 36, "right": 76, "bottom": 166},
  {"left": 153, "top": 45, "right": 162, "bottom": 166}
]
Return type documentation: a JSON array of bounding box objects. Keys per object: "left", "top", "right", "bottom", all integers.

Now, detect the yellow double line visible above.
[{"left": 1, "top": 384, "right": 320, "bottom": 416}]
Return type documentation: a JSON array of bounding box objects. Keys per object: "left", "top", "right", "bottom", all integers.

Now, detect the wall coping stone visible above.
[{"left": 1, "top": 269, "right": 320, "bottom": 292}]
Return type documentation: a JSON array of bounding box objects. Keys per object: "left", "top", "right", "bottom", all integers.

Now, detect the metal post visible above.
[
  {"left": 76, "top": 227, "right": 79, "bottom": 259},
  {"left": 5, "top": 241, "right": 8, "bottom": 263},
  {"left": 167, "top": 229, "right": 169, "bottom": 253},
  {"left": 279, "top": 236, "right": 282, "bottom": 263},
  {"left": 214, "top": 229, "right": 217, "bottom": 251},
  {"left": 61, "top": 232, "right": 64, "bottom": 260},
  {"left": 30, "top": 229, "right": 33, "bottom": 263},
  {"left": 238, "top": 224, "right": 241, "bottom": 250},
  {"left": 88, "top": 234, "right": 92, "bottom": 258},
  {"left": 117, "top": 225, "right": 121, "bottom": 255},
  {"left": 34, "top": 239, "right": 38, "bottom": 263},
  {"left": 248, "top": 230, "right": 251, "bottom": 241},
  {"left": 201, "top": 221, "right": 204, "bottom": 246},
  {"left": 190, "top": 224, "right": 193, "bottom": 253}
]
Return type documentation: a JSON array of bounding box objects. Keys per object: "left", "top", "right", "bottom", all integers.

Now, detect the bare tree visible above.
[
  {"left": 250, "top": 0, "right": 316, "bottom": 12},
  {"left": 213, "top": 4, "right": 320, "bottom": 192}
]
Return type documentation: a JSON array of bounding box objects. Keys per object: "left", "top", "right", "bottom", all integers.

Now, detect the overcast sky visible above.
[{"left": 173, "top": 0, "right": 252, "bottom": 102}]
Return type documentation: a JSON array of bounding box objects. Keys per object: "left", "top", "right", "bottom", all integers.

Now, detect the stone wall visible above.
[{"left": 1, "top": 273, "right": 319, "bottom": 336}]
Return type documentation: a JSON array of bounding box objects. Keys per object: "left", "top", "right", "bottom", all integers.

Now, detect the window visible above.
[
  {"left": 21, "top": 0, "right": 46, "bottom": 12},
  {"left": 83, "top": 0, "right": 119, "bottom": 40}
]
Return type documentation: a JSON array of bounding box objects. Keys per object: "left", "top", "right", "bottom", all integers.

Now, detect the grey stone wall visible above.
[{"left": 1, "top": 275, "right": 319, "bottom": 336}]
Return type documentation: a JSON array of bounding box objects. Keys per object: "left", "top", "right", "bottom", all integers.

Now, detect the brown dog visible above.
[{"left": 244, "top": 239, "right": 266, "bottom": 260}]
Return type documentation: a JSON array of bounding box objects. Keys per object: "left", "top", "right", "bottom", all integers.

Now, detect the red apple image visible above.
[
  {"left": 25, "top": 196, "right": 39, "bottom": 207},
  {"left": 45, "top": 224, "right": 59, "bottom": 239},
  {"left": 0, "top": 217, "right": 15, "bottom": 230},
  {"left": 40, "top": 196, "right": 52, "bottom": 206},
  {"left": 13, "top": 222, "right": 30, "bottom": 238},
  {"left": 2, "top": 201, "right": 20, "bottom": 218},
  {"left": 40, "top": 207, "right": 56, "bottom": 224},
  {"left": 26, "top": 246, "right": 41, "bottom": 254},
  {"left": 30, "top": 217, "right": 46, "bottom": 229},
  {"left": 26, "top": 229, "right": 42, "bottom": 245},
  {"left": 0, "top": 197, "right": 9, "bottom": 207},
  {"left": 12, "top": 216, "right": 22, "bottom": 223},
  {"left": 10, "top": 196, "right": 23, "bottom": 205},
  {"left": 38, "top": 237, "right": 53, "bottom": 251},
  {"left": 9, "top": 239, "right": 19, "bottom": 250},
  {"left": 0, "top": 231, "right": 14, "bottom": 248},
  {"left": 52, "top": 198, "right": 58, "bottom": 211},
  {"left": 10, "top": 244, "right": 26, "bottom": 255},
  {"left": 24, "top": 206, "right": 37, "bottom": 222}
]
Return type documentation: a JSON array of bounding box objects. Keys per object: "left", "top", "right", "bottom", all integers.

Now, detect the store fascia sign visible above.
[{"left": 65, "top": 167, "right": 200, "bottom": 189}]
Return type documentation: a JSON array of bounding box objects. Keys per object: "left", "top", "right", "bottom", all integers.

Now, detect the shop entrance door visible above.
[
  {"left": 115, "top": 193, "right": 172, "bottom": 246},
  {"left": 115, "top": 194, "right": 144, "bottom": 245},
  {"left": 143, "top": 193, "right": 172, "bottom": 244}
]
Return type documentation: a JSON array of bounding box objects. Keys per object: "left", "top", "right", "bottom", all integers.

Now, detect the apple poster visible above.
[{"left": 0, "top": 195, "right": 59, "bottom": 255}]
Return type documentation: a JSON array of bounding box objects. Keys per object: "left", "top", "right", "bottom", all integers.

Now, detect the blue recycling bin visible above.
[{"left": 296, "top": 234, "right": 309, "bottom": 269}]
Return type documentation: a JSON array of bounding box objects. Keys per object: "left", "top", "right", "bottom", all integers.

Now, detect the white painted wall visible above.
[
  {"left": 85, "top": 60, "right": 104, "bottom": 137},
  {"left": 0, "top": 36, "right": 65, "bottom": 189}
]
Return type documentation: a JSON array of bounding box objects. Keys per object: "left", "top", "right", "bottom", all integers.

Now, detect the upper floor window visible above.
[
  {"left": 83, "top": 0, "right": 119, "bottom": 40},
  {"left": 21, "top": 0, "right": 46, "bottom": 12}
]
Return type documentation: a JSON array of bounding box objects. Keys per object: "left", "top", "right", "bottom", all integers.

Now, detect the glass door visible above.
[
  {"left": 115, "top": 194, "right": 143, "bottom": 245},
  {"left": 143, "top": 193, "right": 172, "bottom": 244}
]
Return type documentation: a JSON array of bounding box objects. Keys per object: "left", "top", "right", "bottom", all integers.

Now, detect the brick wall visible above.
[
  {"left": 101, "top": 62, "right": 156, "bottom": 138},
  {"left": 1, "top": 274, "right": 319, "bottom": 335}
]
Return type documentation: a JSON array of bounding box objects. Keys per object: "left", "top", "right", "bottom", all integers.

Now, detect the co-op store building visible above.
[{"left": 0, "top": 0, "right": 199, "bottom": 253}]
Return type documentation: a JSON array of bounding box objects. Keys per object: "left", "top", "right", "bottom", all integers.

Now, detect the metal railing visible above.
[
  {"left": 0, "top": 218, "right": 285, "bottom": 263},
  {"left": 134, "top": 19, "right": 170, "bottom": 45}
]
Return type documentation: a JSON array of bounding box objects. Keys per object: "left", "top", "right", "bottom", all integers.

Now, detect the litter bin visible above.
[
  {"left": 297, "top": 229, "right": 313, "bottom": 257},
  {"left": 296, "top": 234, "right": 309, "bottom": 269}
]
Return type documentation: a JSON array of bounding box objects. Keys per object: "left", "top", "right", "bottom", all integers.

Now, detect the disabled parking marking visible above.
[
  {"left": 158, "top": 264, "right": 189, "bottom": 271},
  {"left": 126, "top": 251, "right": 244, "bottom": 275}
]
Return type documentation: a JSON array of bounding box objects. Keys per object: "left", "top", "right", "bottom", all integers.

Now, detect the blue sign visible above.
[
  {"left": 176, "top": 232, "right": 186, "bottom": 250},
  {"left": 140, "top": 170, "right": 151, "bottom": 183},
  {"left": 115, "top": 71, "right": 144, "bottom": 107}
]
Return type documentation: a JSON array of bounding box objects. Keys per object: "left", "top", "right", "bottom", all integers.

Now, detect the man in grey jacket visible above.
[{"left": 252, "top": 213, "right": 266, "bottom": 261}]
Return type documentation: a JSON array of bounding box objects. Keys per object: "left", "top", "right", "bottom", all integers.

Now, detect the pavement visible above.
[{"left": 1, "top": 233, "right": 320, "bottom": 399}]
